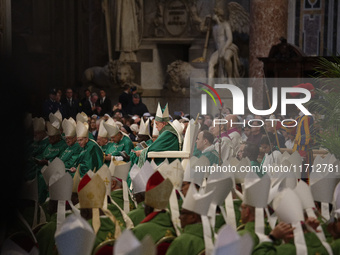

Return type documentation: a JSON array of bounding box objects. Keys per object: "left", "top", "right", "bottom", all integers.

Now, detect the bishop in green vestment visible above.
[
  {"left": 59, "top": 141, "right": 82, "bottom": 172},
  {"left": 132, "top": 210, "right": 176, "bottom": 243},
  {"left": 105, "top": 134, "right": 134, "bottom": 161},
  {"left": 59, "top": 117, "right": 82, "bottom": 172},
  {"left": 103, "top": 119, "right": 134, "bottom": 165},
  {"left": 69, "top": 122, "right": 104, "bottom": 177},
  {"left": 166, "top": 223, "right": 205, "bottom": 255},
  {"left": 35, "top": 122, "right": 68, "bottom": 203},
  {"left": 72, "top": 139, "right": 104, "bottom": 177},
  {"left": 252, "top": 229, "right": 336, "bottom": 255},
  {"left": 133, "top": 170, "right": 176, "bottom": 242},
  {"left": 127, "top": 201, "right": 145, "bottom": 226}
]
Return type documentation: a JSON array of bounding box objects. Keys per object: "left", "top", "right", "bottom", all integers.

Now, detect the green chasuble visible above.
[
  {"left": 252, "top": 232, "right": 331, "bottom": 255},
  {"left": 106, "top": 203, "right": 126, "bottom": 229},
  {"left": 251, "top": 160, "right": 263, "bottom": 177},
  {"left": 110, "top": 189, "right": 136, "bottom": 212},
  {"left": 74, "top": 139, "right": 104, "bottom": 177},
  {"left": 100, "top": 143, "right": 110, "bottom": 155},
  {"left": 129, "top": 139, "right": 154, "bottom": 166},
  {"left": 88, "top": 216, "right": 117, "bottom": 253},
  {"left": 331, "top": 239, "right": 340, "bottom": 254},
  {"left": 35, "top": 139, "right": 68, "bottom": 203},
  {"left": 59, "top": 142, "right": 82, "bottom": 170},
  {"left": 132, "top": 210, "right": 176, "bottom": 243},
  {"left": 193, "top": 144, "right": 202, "bottom": 158},
  {"left": 36, "top": 213, "right": 58, "bottom": 255},
  {"left": 237, "top": 221, "right": 272, "bottom": 249},
  {"left": 104, "top": 135, "right": 134, "bottom": 165},
  {"left": 25, "top": 138, "right": 50, "bottom": 180},
  {"left": 127, "top": 202, "right": 146, "bottom": 226},
  {"left": 215, "top": 199, "right": 242, "bottom": 233},
  {"left": 201, "top": 145, "right": 220, "bottom": 165},
  {"left": 137, "top": 124, "right": 180, "bottom": 167},
  {"left": 106, "top": 135, "right": 134, "bottom": 157},
  {"left": 28, "top": 137, "right": 50, "bottom": 158},
  {"left": 37, "top": 139, "right": 68, "bottom": 161},
  {"left": 166, "top": 223, "right": 205, "bottom": 255}
]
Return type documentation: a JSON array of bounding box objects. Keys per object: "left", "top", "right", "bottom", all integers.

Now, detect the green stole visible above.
[
  {"left": 201, "top": 147, "right": 220, "bottom": 165},
  {"left": 110, "top": 189, "right": 136, "bottom": 212}
]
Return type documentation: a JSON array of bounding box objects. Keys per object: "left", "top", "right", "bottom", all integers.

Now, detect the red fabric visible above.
[
  {"left": 77, "top": 173, "right": 91, "bottom": 192},
  {"left": 157, "top": 242, "right": 171, "bottom": 255},
  {"left": 145, "top": 171, "right": 164, "bottom": 192},
  {"left": 95, "top": 244, "right": 114, "bottom": 255},
  {"left": 290, "top": 83, "right": 315, "bottom": 98},
  {"left": 140, "top": 211, "right": 162, "bottom": 223}
]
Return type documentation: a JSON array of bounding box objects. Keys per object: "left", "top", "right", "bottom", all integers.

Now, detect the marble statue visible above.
[
  {"left": 115, "top": 0, "right": 143, "bottom": 62},
  {"left": 166, "top": 60, "right": 194, "bottom": 94},
  {"left": 83, "top": 61, "right": 143, "bottom": 93},
  {"left": 208, "top": 3, "right": 249, "bottom": 84}
]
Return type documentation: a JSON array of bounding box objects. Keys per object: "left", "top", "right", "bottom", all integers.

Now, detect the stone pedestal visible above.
[
  {"left": 139, "top": 42, "right": 164, "bottom": 90},
  {"left": 249, "top": 0, "right": 288, "bottom": 109}
]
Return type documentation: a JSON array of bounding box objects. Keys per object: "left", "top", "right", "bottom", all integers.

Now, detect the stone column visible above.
[{"left": 249, "top": 0, "right": 288, "bottom": 109}]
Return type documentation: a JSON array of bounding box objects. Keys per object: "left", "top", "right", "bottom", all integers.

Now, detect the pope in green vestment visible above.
[
  {"left": 129, "top": 139, "right": 153, "bottom": 167},
  {"left": 165, "top": 223, "right": 205, "bottom": 255},
  {"left": 137, "top": 124, "right": 180, "bottom": 167},
  {"left": 136, "top": 103, "right": 182, "bottom": 167}
]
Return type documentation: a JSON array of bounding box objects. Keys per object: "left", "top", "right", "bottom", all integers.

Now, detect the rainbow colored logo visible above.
[{"left": 197, "top": 82, "right": 223, "bottom": 107}]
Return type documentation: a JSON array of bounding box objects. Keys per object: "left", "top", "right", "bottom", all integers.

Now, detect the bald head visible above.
[{"left": 226, "top": 115, "right": 239, "bottom": 130}]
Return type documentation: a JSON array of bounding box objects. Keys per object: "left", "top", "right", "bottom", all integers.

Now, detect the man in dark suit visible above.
[
  {"left": 61, "top": 88, "right": 81, "bottom": 119},
  {"left": 99, "top": 89, "right": 112, "bottom": 116},
  {"left": 82, "top": 92, "right": 100, "bottom": 116},
  {"left": 119, "top": 84, "right": 131, "bottom": 114},
  {"left": 42, "top": 88, "right": 60, "bottom": 120},
  {"left": 126, "top": 93, "right": 149, "bottom": 117}
]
